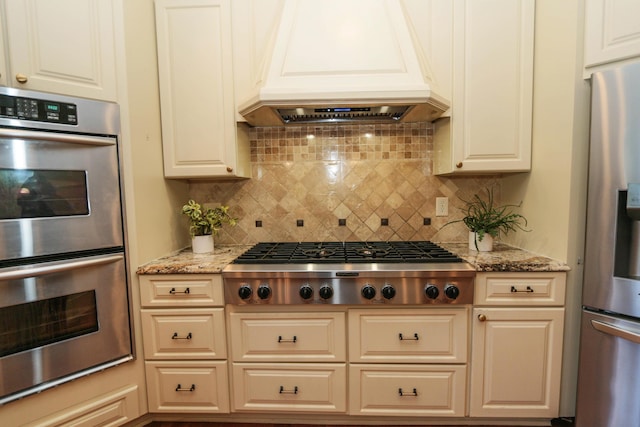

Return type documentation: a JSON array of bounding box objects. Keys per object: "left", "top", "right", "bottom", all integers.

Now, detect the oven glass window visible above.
[
  {"left": 0, "top": 168, "right": 89, "bottom": 219},
  {"left": 0, "top": 291, "right": 98, "bottom": 357}
]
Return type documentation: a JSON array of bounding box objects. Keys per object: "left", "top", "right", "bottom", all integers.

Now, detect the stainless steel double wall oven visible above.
[{"left": 0, "top": 87, "right": 132, "bottom": 404}]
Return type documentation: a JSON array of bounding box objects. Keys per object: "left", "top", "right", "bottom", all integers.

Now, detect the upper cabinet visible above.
[
  {"left": 433, "top": 0, "right": 535, "bottom": 175},
  {"left": 0, "top": 0, "right": 118, "bottom": 101},
  {"left": 154, "top": 0, "right": 250, "bottom": 179},
  {"left": 583, "top": 0, "right": 640, "bottom": 77}
]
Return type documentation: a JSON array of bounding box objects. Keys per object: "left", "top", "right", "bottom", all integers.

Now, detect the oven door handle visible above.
[
  {"left": 0, "top": 127, "right": 116, "bottom": 146},
  {"left": 0, "top": 254, "right": 124, "bottom": 281}
]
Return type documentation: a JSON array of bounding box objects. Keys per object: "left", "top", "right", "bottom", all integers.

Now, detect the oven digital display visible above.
[{"left": 0, "top": 168, "right": 89, "bottom": 220}]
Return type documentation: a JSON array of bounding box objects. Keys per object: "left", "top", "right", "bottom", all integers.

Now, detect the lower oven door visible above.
[{"left": 0, "top": 252, "right": 132, "bottom": 404}]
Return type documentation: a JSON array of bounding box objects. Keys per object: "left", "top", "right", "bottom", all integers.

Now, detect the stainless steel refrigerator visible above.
[{"left": 575, "top": 61, "right": 640, "bottom": 426}]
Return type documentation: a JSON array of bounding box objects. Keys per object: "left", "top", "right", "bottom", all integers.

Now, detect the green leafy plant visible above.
[
  {"left": 181, "top": 199, "right": 237, "bottom": 237},
  {"left": 444, "top": 187, "right": 529, "bottom": 246}
]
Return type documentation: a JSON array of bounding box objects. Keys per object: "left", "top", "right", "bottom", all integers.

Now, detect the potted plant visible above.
[
  {"left": 445, "top": 188, "right": 529, "bottom": 251},
  {"left": 181, "top": 199, "right": 237, "bottom": 253}
]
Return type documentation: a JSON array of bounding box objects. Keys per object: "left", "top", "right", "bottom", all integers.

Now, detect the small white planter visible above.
[
  {"left": 192, "top": 235, "right": 214, "bottom": 254},
  {"left": 469, "top": 231, "right": 493, "bottom": 252}
]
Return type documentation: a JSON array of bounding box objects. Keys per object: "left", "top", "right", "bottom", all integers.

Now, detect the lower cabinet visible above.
[{"left": 469, "top": 272, "right": 566, "bottom": 418}]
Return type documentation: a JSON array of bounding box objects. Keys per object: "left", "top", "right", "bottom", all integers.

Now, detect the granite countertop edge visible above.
[{"left": 136, "top": 243, "right": 570, "bottom": 275}]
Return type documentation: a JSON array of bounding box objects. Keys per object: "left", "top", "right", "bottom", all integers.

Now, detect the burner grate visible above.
[{"left": 232, "top": 241, "right": 462, "bottom": 264}]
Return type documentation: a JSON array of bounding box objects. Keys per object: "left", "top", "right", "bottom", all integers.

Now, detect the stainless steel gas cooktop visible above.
[{"left": 222, "top": 241, "right": 475, "bottom": 306}]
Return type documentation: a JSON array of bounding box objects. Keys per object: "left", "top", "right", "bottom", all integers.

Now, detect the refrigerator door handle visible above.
[{"left": 591, "top": 319, "right": 640, "bottom": 344}]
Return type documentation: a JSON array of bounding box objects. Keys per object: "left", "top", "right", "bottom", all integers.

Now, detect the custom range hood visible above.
[{"left": 238, "top": 0, "right": 449, "bottom": 126}]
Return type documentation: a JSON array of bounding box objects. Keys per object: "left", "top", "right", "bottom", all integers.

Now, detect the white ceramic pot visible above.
[
  {"left": 192, "top": 235, "right": 214, "bottom": 254},
  {"left": 469, "top": 231, "right": 493, "bottom": 252}
]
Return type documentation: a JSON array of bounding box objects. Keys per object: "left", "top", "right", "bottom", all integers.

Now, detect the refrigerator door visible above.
[{"left": 576, "top": 310, "right": 640, "bottom": 427}]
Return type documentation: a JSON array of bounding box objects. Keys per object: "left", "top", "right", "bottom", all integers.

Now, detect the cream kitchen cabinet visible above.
[
  {"left": 584, "top": 0, "right": 640, "bottom": 77},
  {"left": 228, "top": 309, "right": 347, "bottom": 413},
  {"left": 139, "top": 274, "right": 230, "bottom": 413},
  {"left": 433, "top": 0, "right": 535, "bottom": 174},
  {"left": 0, "top": 0, "right": 118, "bottom": 101},
  {"left": 348, "top": 308, "right": 468, "bottom": 417},
  {"left": 154, "top": 0, "right": 250, "bottom": 179},
  {"left": 469, "top": 272, "right": 566, "bottom": 418}
]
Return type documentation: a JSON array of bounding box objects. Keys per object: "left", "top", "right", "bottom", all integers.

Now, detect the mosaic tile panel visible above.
[{"left": 189, "top": 122, "right": 500, "bottom": 244}]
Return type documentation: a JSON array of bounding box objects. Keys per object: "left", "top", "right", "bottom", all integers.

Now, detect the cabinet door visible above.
[
  {"left": 3, "top": 0, "right": 117, "bottom": 101},
  {"left": 584, "top": 0, "right": 640, "bottom": 75},
  {"left": 155, "top": 0, "right": 249, "bottom": 179},
  {"left": 434, "top": 0, "right": 534, "bottom": 174},
  {"left": 470, "top": 307, "right": 564, "bottom": 418}
]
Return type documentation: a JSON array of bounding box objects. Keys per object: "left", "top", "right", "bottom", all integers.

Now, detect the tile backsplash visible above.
[{"left": 190, "top": 122, "right": 499, "bottom": 244}]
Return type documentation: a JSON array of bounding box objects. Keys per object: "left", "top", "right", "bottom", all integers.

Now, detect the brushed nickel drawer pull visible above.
[
  {"left": 399, "top": 333, "right": 419, "bottom": 341},
  {"left": 278, "top": 335, "right": 297, "bottom": 343},
  {"left": 279, "top": 386, "right": 298, "bottom": 394},
  {"left": 169, "top": 287, "right": 190, "bottom": 295},
  {"left": 398, "top": 388, "right": 418, "bottom": 396},
  {"left": 511, "top": 285, "right": 534, "bottom": 293},
  {"left": 172, "top": 332, "right": 193, "bottom": 340},
  {"left": 175, "top": 384, "right": 196, "bottom": 392}
]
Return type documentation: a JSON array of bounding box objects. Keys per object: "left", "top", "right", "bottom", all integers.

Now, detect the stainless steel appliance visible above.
[
  {"left": 575, "top": 62, "right": 640, "bottom": 426},
  {"left": 0, "top": 87, "right": 132, "bottom": 405},
  {"left": 222, "top": 241, "right": 475, "bottom": 305}
]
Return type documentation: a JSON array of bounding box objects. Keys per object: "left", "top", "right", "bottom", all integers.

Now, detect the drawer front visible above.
[
  {"left": 349, "top": 364, "right": 466, "bottom": 417},
  {"left": 142, "top": 308, "right": 226, "bottom": 359},
  {"left": 139, "top": 274, "right": 224, "bottom": 307},
  {"left": 145, "top": 361, "right": 229, "bottom": 413},
  {"left": 349, "top": 308, "right": 468, "bottom": 363},
  {"left": 229, "top": 312, "right": 346, "bottom": 362},
  {"left": 232, "top": 363, "right": 347, "bottom": 413},
  {"left": 475, "top": 272, "right": 566, "bottom": 306}
]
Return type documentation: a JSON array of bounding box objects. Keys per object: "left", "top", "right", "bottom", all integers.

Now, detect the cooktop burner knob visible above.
[
  {"left": 361, "top": 284, "right": 376, "bottom": 300},
  {"left": 381, "top": 284, "right": 396, "bottom": 299},
  {"left": 319, "top": 285, "right": 333, "bottom": 300},
  {"left": 444, "top": 284, "right": 460, "bottom": 300},
  {"left": 257, "top": 284, "right": 272, "bottom": 300},
  {"left": 299, "top": 284, "right": 313, "bottom": 300},
  {"left": 425, "top": 284, "right": 439, "bottom": 299},
  {"left": 238, "top": 285, "right": 252, "bottom": 300}
]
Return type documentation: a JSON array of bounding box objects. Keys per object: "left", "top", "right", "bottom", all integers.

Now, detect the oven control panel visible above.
[{"left": 0, "top": 94, "right": 77, "bottom": 125}]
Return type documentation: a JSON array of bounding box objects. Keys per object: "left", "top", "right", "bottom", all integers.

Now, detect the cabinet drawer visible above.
[
  {"left": 229, "top": 312, "right": 346, "bottom": 362},
  {"left": 232, "top": 363, "right": 346, "bottom": 413},
  {"left": 474, "top": 272, "right": 566, "bottom": 306},
  {"left": 139, "top": 274, "right": 224, "bottom": 307},
  {"left": 349, "top": 364, "right": 466, "bottom": 417},
  {"left": 145, "top": 361, "right": 229, "bottom": 413},
  {"left": 141, "top": 308, "right": 226, "bottom": 359},
  {"left": 349, "top": 308, "right": 468, "bottom": 363}
]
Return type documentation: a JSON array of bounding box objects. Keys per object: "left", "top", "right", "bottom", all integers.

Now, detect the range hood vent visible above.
[
  {"left": 238, "top": 0, "right": 449, "bottom": 127},
  {"left": 277, "top": 106, "right": 411, "bottom": 124}
]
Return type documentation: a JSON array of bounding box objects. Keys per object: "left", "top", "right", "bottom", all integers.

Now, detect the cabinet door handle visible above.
[
  {"left": 278, "top": 335, "right": 297, "bottom": 343},
  {"left": 226, "top": 166, "right": 233, "bottom": 173},
  {"left": 511, "top": 285, "right": 534, "bottom": 293},
  {"left": 456, "top": 162, "right": 463, "bottom": 168},
  {"left": 15, "top": 73, "right": 28, "bottom": 84},
  {"left": 478, "top": 314, "right": 487, "bottom": 322},
  {"left": 398, "top": 333, "right": 419, "bottom": 341},
  {"left": 279, "top": 386, "right": 298, "bottom": 394},
  {"left": 169, "top": 287, "right": 190, "bottom": 295},
  {"left": 398, "top": 388, "right": 418, "bottom": 396},
  {"left": 172, "top": 332, "right": 193, "bottom": 340},
  {"left": 175, "top": 384, "right": 196, "bottom": 392}
]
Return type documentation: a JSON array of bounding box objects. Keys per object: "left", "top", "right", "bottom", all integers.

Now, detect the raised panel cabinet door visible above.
[
  {"left": 470, "top": 307, "right": 564, "bottom": 418},
  {"left": 434, "top": 0, "right": 534, "bottom": 174},
  {"left": 155, "top": 0, "right": 248, "bottom": 178},
  {"left": 584, "top": 0, "right": 640, "bottom": 73},
  {"left": 3, "top": 0, "right": 117, "bottom": 100}
]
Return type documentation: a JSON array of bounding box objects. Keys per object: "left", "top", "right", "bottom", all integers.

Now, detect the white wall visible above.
[{"left": 502, "top": 0, "right": 590, "bottom": 417}]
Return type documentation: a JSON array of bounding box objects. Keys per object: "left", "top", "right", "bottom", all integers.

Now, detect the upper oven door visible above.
[{"left": 0, "top": 128, "right": 123, "bottom": 261}]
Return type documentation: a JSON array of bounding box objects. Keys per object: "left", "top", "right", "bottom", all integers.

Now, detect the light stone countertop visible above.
[{"left": 136, "top": 242, "right": 569, "bottom": 275}]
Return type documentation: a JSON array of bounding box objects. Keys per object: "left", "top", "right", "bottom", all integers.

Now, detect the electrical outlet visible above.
[{"left": 436, "top": 197, "right": 448, "bottom": 216}]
